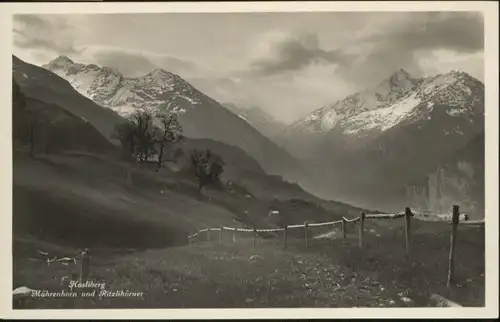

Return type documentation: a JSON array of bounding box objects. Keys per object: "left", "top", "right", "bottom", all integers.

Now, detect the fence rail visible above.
[
  {"left": 188, "top": 210, "right": 484, "bottom": 239},
  {"left": 188, "top": 205, "right": 484, "bottom": 287},
  {"left": 459, "top": 220, "right": 485, "bottom": 226}
]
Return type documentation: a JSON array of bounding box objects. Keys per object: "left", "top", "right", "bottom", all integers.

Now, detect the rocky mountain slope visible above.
[
  {"left": 405, "top": 131, "right": 485, "bottom": 218},
  {"left": 43, "top": 56, "right": 305, "bottom": 181},
  {"left": 13, "top": 56, "right": 126, "bottom": 146},
  {"left": 279, "top": 69, "right": 485, "bottom": 211},
  {"left": 222, "top": 103, "right": 287, "bottom": 140}
]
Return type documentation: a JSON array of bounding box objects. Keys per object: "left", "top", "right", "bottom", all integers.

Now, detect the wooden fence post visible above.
[
  {"left": 304, "top": 222, "right": 309, "bottom": 249},
  {"left": 253, "top": 228, "right": 257, "bottom": 249},
  {"left": 342, "top": 217, "right": 347, "bottom": 239},
  {"left": 219, "top": 227, "right": 223, "bottom": 243},
  {"left": 447, "top": 205, "right": 460, "bottom": 287},
  {"left": 358, "top": 212, "right": 365, "bottom": 249},
  {"left": 404, "top": 207, "right": 412, "bottom": 256},
  {"left": 79, "top": 248, "right": 90, "bottom": 282},
  {"left": 284, "top": 225, "right": 288, "bottom": 249}
]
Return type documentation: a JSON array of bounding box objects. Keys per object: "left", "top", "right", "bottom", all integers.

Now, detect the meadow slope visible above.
[{"left": 13, "top": 150, "right": 484, "bottom": 309}]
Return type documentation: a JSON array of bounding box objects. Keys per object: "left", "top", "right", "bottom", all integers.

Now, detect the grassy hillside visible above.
[
  {"left": 14, "top": 151, "right": 229, "bottom": 248},
  {"left": 13, "top": 88, "right": 117, "bottom": 155},
  {"left": 14, "top": 216, "right": 484, "bottom": 308},
  {"left": 13, "top": 148, "right": 484, "bottom": 309},
  {"left": 13, "top": 147, "right": 355, "bottom": 249}
]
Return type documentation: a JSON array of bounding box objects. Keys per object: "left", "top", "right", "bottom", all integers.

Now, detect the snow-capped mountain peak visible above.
[
  {"left": 389, "top": 68, "right": 413, "bottom": 83},
  {"left": 286, "top": 69, "right": 483, "bottom": 136},
  {"left": 43, "top": 57, "right": 210, "bottom": 117},
  {"left": 48, "top": 55, "right": 74, "bottom": 68},
  {"left": 140, "top": 69, "right": 178, "bottom": 85},
  {"left": 374, "top": 68, "right": 417, "bottom": 100}
]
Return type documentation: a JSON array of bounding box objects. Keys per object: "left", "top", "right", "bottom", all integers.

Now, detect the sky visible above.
[{"left": 12, "top": 11, "right": 484, "bottom": 124}]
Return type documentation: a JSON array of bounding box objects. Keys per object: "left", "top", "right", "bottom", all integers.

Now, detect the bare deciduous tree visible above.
[
  {"left": 114, "top": 109, "right": 185, "bottom": 185},
  {"left": 155, "top": 112, "right": 183, "bottom": 171},
  {"left": 190, "top": 149, "right": 225, "bottom": 192}
]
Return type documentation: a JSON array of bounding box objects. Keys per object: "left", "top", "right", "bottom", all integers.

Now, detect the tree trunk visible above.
[
  {"left": 157, "top": 142, "right": 164, "bottom": 171},
  {"left": 129, "top": 140, "right": 135, "bottom": 160},
  {"left": 29, "top": 124, "right": 35, "bottom": 158},
  {"left": 127, "top": 165, "right": 133, "bottom": 186}
]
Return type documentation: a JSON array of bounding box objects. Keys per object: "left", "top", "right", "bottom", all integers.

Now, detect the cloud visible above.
[
  {"left": 418, "top": 50, "right": 484, "bottom": 82},
  {"left": 248, "top": 32, "right": 352, "bottom": 76},
  {"left": 188, "top": 63, "right": 354, "bottom": 124},
  {"left": 13, "top": 14, "right": 81, "bottom": 56},
  {"left": 14, "top": 29, "right": 82, "bottom": 55},
  {"left": 78, "top": 46, "right": 198, "bottom": 78},
  {"left": 11, "top": 12, "right": 484, "bottom": 125},
  {"left": 14, "top": 15, "right": 50, "bottom": 30},
  {"left": 80, "top": 47, "right": 160, "bottom": 77},
  {"left": 12, "top": 14, "right": 199, "bottom": 78},
  {"left": 333, "top": 12, "right": 484, "bottom": 88},
  {"left": 362, "top": 12, "right": 483, "bottom": 54}
]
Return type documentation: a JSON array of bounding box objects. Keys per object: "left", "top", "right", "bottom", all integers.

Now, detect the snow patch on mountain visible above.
[
  {"left": 320, "top": 110, "right": 340, "bottom": 130},
  {"left": 179, "top": 95, "right": 201, "bottom": 105},
  {"left": 237, "top": 114, "right": 249, "bottom": 123},
  {"left": 447, "top": 107, "right": 468, "bottom": 117},
  {"left": 109, "top": 104, "right": 137, "bottom": 117},
  {"left": 342, "top": 92, "right": 422, "bottom": 134}
]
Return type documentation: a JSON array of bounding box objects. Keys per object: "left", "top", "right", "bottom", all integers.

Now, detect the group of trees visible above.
[
  {"left": 190, "top": 149, "right": 225, "bottom": 191},
  {"left": 114, "top": 109, "right": 225, "bottom": 191},
  {"left": 113, "top": 109, "right": 184, "bottom": 171}
]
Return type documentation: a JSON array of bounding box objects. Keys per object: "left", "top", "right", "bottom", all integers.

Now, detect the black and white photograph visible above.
[{"left": 2, "top": 1, "right": 498, "bottom": 318}]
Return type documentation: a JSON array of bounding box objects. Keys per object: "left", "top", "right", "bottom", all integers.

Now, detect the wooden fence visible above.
[
  {"left": 188, "top": 205, "right": 485, "bottom": 288},
  {"left": 13, "top": 205, "right": 485, "bottom": 306}
]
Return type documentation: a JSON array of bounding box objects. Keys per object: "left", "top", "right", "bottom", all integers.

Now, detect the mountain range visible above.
[
  {"left": 278, "top": 68, "right": 485, "bottom": 214},
  {"left": 25, "top": 54, "right": 484, "bottom": 216},
  {"left": 42, "top": 55, "right": 306, "bottom": 183}
]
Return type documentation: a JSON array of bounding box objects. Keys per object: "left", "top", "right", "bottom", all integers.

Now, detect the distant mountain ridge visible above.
[{"left": 221, "top": 103, "right": 287, "bottom": 140}]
